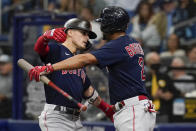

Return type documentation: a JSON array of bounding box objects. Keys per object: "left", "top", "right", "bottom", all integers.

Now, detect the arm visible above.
[
  {"left": 34, "top": 28, "right": 66, "bottom": 56},
  {"left": 154, "top": 89, "right": 173, "bottom": 101},
  {"left": 34, "top": 35, "right": 50, "bottom": 56},
  {"left": 52, "top": 53, "right": 98, "bottom": 71},
  {"left": 29, "top": 40, "right": 122, "bottom": 81},
  {"left": 28, "top": 53, "right": 98, "bottom": 82},
  {"left": 84, "top": 86, "right": 115, "bottom": 122}
]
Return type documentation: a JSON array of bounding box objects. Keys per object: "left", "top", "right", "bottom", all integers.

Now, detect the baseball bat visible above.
[{"left": 17, "top": 59, "right": 87, "bottom": 111}]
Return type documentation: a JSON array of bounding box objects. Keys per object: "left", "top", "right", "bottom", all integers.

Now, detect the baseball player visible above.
[
  {"left": 29, "top": 7, "right": 156, "bottom": 131},
  {"left": 29, "top": 18, "right": 114, "bottom": 131}
]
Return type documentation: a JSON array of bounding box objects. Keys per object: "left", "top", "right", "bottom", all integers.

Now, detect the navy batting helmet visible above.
[
  {"left": 96, "top": 6, "right": 130, "bottom": 33},
  {"left": 64, "top": 18, "right": 97, "bottom": 39}
]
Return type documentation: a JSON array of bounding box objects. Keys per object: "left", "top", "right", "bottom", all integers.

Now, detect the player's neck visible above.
[
  {"left": 62, "top": 40, "right": 77, "bottom": 54},
  {"left": 110, "top": 32, "right": 126, "bottom": 40}
]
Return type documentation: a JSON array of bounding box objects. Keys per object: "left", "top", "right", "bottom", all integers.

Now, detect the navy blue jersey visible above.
[
  {"left": 41, "top": 42, "right": 91, "bottom": 108},
  {"left": 91, "top": 35, "right": 148, "bottom": 104}
]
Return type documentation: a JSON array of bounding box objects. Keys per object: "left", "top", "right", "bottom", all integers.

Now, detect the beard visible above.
[{"left": 103, "top": 33, "right": 111, "bottom": 41}]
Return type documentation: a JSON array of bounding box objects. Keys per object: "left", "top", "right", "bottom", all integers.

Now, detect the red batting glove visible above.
[
  {"left": 97, "top": 100, "right": 115, "bottom": 122},
  {"left": 28, "top": 64, "right": 54, "bottom": 82},
  {"left": 43, "top": 27, "right": 67, "bottom": 43}
]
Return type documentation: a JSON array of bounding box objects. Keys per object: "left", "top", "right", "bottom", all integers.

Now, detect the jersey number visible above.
[{"left": 138, "top": 57, "right": 146, "bottom": 81}]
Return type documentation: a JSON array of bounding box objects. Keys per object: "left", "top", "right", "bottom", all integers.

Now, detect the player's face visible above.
[{"left": 71, "top": 29, "right": 89, "bottom": 50}]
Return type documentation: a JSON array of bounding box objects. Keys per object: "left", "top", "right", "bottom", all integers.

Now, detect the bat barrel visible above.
[{"left": 17, "top": 59, "right": 34, "bottom": 72}]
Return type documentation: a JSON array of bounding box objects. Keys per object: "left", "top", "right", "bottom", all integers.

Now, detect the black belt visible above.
[
  {"left": 114, "top": 95, "right": 149, "bottom": 112},
  {"left": 54, "top": 106, "right": 80, "bottom": 116}
]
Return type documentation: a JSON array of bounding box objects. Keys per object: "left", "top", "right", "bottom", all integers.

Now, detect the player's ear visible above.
[{"left": 67, "top": 29, "right": 73, "bottom": 37}]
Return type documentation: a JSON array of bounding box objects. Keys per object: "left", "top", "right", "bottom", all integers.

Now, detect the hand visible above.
[
  {"left": 43, "top": 27, "right": 66, "bottom": 43},
  {"left": 105, "top": 105, "right": 115, "bottom": 122},
  {"left": 162, "top": 91, "right": 173, "bottom": 101},
  {"left": 153, "top": 89, "right": 163, "bottom": 99},
  {"left": 97, "top": 99, "right": 115, "bottom": 122},
  {"left": 28, "top": 64, "right": 54, "bottom": 82}
]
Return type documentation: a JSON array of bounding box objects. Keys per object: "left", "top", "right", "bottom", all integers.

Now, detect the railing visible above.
[
  {"left": 174, "top": 17, "right": 196, "bottom": 30},
  {"left": 173, "top": 16, "right": 196, "bottom": 45},
  {"left": 0, "top": 120, "right": 196, "bottom": 131}
]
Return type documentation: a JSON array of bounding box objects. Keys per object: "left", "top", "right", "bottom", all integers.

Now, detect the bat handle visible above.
[{"left": 78, "top": 103, "right": 87, "bottom": 111}]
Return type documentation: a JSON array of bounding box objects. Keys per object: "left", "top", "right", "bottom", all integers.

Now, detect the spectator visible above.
[
  {"left": 147, "top": 0, "right": 163, "bottom": 13},
  {"left": 0, "top": 54, "right": 13, "bottom": 118},
  {"left": 173, "top": 0, "right": 196, "bottom": 44},
  {"left": 173, "top": 0, "right": 189, "bottom": 24},
  {"left": 2, "top": 0, "right": 12, "bottom": 33},
  {"left": 174, "top": 0, "right": 196, "bottom": 21},
  {"left": 185, "top": 43, "right": 196, "bottom": 75},
  {"left": 80, "top": 7, "right": 103, "bottom": 44},
  {"left": 151, "top": 0, "right": 177, "bottom": 44},
  {"left": 83, "top": 0, "right": 107, "bottom": 17},
  {"left": 130, "top": 1, "right": 161, "bottom": 53},
  {"left": 105, "top": 0, "right": 141, "bottom": 12},
  {"left": 161, "top": 0, "right": 177, "bottom": 36},
  {"left": 170, "top": 57, "right": 196, "bottom": 96},
  {"left": 160, "top": 34, "right": 185, "bottom": 59},
  {"left": 145, "top": 52, "right": 180, "bottom": 123},
  {"left": 47, "top": 2, "right": 56, "bottom": 11},
  {"left": 55, "top": 0, "right": 84, "bottom": 14}
]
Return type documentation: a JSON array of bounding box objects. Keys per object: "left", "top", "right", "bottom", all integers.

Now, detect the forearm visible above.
[
  {"left": 52, "top": 53, "right": 97, "bottom": 71},
  {"left": 92, "top": 96, "right": 102, "bottom": 106},
  {"left": 83, "top": 86, "right": 103, "bottom": 106},
  {"left": 83, "top": 86, "right": 114, "bottom": 122}
]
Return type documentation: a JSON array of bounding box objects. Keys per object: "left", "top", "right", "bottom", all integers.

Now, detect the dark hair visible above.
[{"left": 136, "top": 1, "right": 153, "bottom": 24}]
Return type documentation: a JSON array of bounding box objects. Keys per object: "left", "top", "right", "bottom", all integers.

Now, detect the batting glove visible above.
[
  {"left": 43, "top": 27, "right": 67, "bottom": 43},
  {"left": 97, "top": 100, "right": 115, "bottom": 122},
  {"left": 28, "top": 64, "right": 54, "bottom": 82},
  {"left": 105, "top": 105, "right": 115, "bottom": 122}
]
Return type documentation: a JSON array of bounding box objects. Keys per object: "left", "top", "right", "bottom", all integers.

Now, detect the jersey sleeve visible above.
[
  {"left": 40, "top": 42, "right": 58, "bottom": 64},
  {"left": 91, "top": 43, "right": 125, "bottom": 69}
]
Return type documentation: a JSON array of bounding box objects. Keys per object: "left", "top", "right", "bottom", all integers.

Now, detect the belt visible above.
[
  {"left": 114, "top": 95, "right": 148, "bottom": 112},
  {"left": 53, "top": 105, "right": 80, "bottom": 116}
]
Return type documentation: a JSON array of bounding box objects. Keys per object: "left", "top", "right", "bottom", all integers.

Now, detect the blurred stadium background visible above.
[{"left": 0, "top": 0, "right": 196, "bottom": 130}]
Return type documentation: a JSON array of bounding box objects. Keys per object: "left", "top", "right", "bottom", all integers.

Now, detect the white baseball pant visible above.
[
  {"left": 39, "top": 104, "right": 85, "bottom": 131},
  {"left": 113, "top": 96, "right": 156, "bottom": 131}
]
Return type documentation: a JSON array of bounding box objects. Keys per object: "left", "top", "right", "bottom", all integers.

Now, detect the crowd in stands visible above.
[{"left": 0, "top": 0, "right": 196, "bottom": 123}]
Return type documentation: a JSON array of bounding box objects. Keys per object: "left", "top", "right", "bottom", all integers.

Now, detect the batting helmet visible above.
[
  {"left": 96, "top": 6, "right": 130, "bottom": 34},
  {"left": 64, "top": 18, "right": 97, "bottom": 39}
]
